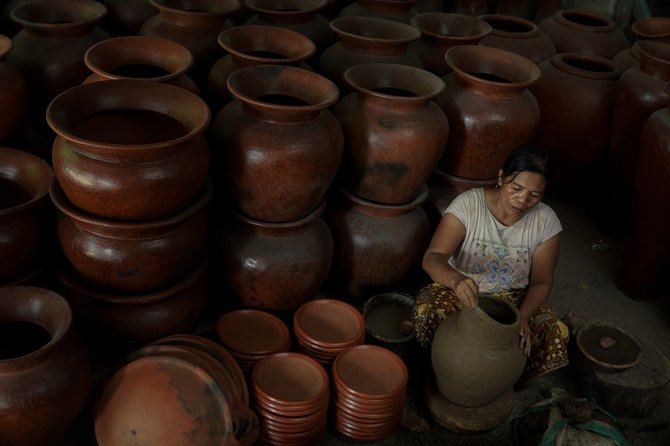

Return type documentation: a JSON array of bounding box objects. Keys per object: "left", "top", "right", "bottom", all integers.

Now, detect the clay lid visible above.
[
  {"left": 216, "top": 309, "right": 291, "bottom": 355},
  {"left": 94, "top": 355, "right": 236, "bottom": 446},
  {"left": 293, "top": 299, "right": 365, "bottom": 348},
  {"left": 332, "top": 345, "right": 408, "bottom": 400},
  {"left": 576, "top": 324, "right": 642, "bottom": 370}
]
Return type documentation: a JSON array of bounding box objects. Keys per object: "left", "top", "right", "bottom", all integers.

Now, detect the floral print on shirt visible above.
[{"left": 471, "top": 240, "right": 529, "bottom": 292}]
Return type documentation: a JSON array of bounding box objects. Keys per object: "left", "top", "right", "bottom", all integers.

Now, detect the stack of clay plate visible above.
[
  {"left": 293, "top": 298, "right": 365, "bottom": 365},
  {"left": 216, "top": 309, "right": 291, "bottom": 373},
  {"left": 330, "top": 344, "right": 408, "bottom": 441},
  {"left": 251, "top": 352, "right": 330, "bottom": 445}
]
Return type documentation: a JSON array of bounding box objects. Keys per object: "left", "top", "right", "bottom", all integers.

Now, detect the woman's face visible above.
[{"left": 498, "top": 170, "right": 546, "bottom": 217}]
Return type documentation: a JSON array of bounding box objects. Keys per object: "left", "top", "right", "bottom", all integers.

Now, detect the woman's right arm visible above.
[{"left": 422, "top": 213, "right": 480, "bottom": 308}]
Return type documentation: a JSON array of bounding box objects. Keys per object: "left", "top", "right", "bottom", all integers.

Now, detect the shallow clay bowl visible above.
[
  {"left": 217, "top": 309, "right": 291, "bottom": 356},
  {"left": 293, "top": 299, "right": 366, "bottom": 348},
  {"left": 259, "top": 412, "right": 327, "bottom": 435},
  {"left": 334, "top": 418, "right": 398, "bottom": 440},
  {"left": 255, "top": 403, "right": 327, "bottom": 428},
  {"left": 253, "top": 387, "right": 329, "bottom": 417},
  {"left": 331, "top": 395, "right": 405, "bottom": 420},
  {"left": 576, "top": 323, "right": 642, "bottom": 370},
  {"left": 260, "top": 421, "right": 326, "bottom": 444},
  {"left": 252, "top": 352, "right": 329, "bottom": 407},
  {"left": 332, "top": 375, "right": 406, "bottom": 407},
  {"left": 333, "top": 405, "right": 402, "bottom": 427},
  {"left": 332, "top": 344, "right": 408, "bottom": 401}
]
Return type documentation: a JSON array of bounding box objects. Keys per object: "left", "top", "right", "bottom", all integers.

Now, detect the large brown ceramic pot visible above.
[
  {"left": 478, "top": 13, "right": 556, "bottom": 64},
  {"left": 529, "top": 53, "right": 620, "bottom": 193},
  {"left": 0, "top": 147, "right": 53, "bottom": 284},
  {"left": 210, "top": 64, "right": 342, "bottom": 223},
  {"left": 213, "top": 202, "right": 333, "bottom": 311},
  {"left": 431, "top": 295, "right": 526, "bottom": 407},
  {"left": 58, "top": 256, "right": 208, "bottom": 345},
  {"left": 601, "top": 41, "right": 670, "bottom": 240},
  {"left": 435, "top": 45, "right": 541, "bottom": 180},
  {"left": 339, "top": 0, "right": 420, "bottom": 24},
  {"left": 323, "top": 185, "right": 431, "bottom": 298},
  {"left": 613, "top": 17, "right": 670, "bottom": 74},
  {"left": 50, "top": 180, "right": 211, "bottom": 294},
  {"left": 334, "top": 63, "right": 448, "bottom": 205},
  {"left": 0, "top": 35, "right": 28, "bottom": 142},
  {"left": 408, "top": 12, "right": 492, "bottom": 76},
  {"left": 101, "top": 0, "right": 159, "bottom": 36},
  {"left": 538, "top": 9, "right": 629, "bottom": 59},
  {"left": 7, "top": 0, "right": 109, "bottom": 107},
  {"left": 47, "top": 79, "right": 210, "bottom": 221},
  {"left": 83, "top": 35, "right": 199, "bottom": 95},
  {"left": 206, "top": 25, "right": 316, "bottom": 109},
  {"left": 0, "top": 286, "right": 93, "bottom": 446},
  {"left": 617, "top": 89, "right": 670, "bottom": 301},
  {"left": 139, "top": 0, "right": 240, "bottom": 86},
  {"left": 318, "top": 16, "right": 422, "bottom": 89}
]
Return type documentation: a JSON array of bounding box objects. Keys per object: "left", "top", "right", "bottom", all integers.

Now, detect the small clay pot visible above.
[{"left": 363, "top": 292, "right": 416, "bottom": 358}]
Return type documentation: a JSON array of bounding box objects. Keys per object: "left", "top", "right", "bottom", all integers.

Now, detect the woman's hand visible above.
[
  {"left": 453, "top": 275, "right": 479, "bottom": 308},
  {"left": 519, "top": 318, "right": 531, "bottom": 357}
]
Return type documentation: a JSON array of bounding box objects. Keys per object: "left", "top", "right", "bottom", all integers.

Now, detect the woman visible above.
[{"left": 412, "top": 144, "right": 569, "bottom": 381}]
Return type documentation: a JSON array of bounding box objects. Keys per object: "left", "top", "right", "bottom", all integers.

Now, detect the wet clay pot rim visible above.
[
  {"left": 252, "top": 352, "right": 329, "bottom": 405},
  {"left": 409, "top": 12, "right": 492, "bottom": 43},
  {"left": 10, "top": 0, "right": 107, "bottom": 32},
  {"left": 218, "top": 25, "right": 316, "bottom": 63},
  {"left": 151, "top": 333, "right": 249, "bottom": 405},
  {"left": 0, "top": 147, "right": 53, "bottom": 215},
  {"left": 332, "top": 344, "right": 408, "bottom": 400},
  {"left": 216, "top": 309, "right": 291, "bottom": 356},
  {"left": 293, "top": 298, "right": 366, "bottom": 348}
]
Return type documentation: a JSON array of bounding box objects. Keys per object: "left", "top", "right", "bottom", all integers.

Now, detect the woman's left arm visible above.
[{"left": 518, "top": 234, "right": 560, "bottom": 355}]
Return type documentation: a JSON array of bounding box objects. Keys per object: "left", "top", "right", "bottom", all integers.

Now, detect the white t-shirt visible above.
[{"left": 445, "top": 188, "right": 562, "bottom": 293}]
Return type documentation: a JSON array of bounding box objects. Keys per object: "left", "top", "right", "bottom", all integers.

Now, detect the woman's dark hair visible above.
[{"left": 500, "top": 144, "right": 553, "bottom": 181}]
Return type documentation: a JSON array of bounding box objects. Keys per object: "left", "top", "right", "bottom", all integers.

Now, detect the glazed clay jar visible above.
[
  {"left": 83, "top": 35, "right": 200, "bottom": 95},
  {"left": 47, "top": 79, "right": 210, "bottom": 221},
  {"left": 617, "top": 89, "right": 670, "bottom": 301},
  {"left": 334, "top": 63, "right": 449, "bottom": 205},
  {"left": 139, "top": 0, "right": 240, "bottom": 86},
  {"left": 538, "top": 9, "right": 629, "bottom": 59},
  {"left": 0, "top": 286, "right": 93, "bottom": 446},
  {"left": 58, "top": 257, "right": 208, "bottom": 344},
  {"left": 431, "top": 296, "right": 526, "bottom": 407},
  {"left": 0, "top": 35, "right": 28, "bottom": 141},
  {"left": 206, "top": 25, "right": 316, "bottom": 109},
  {"left": 529, "top": 53, "right": 620, "bottom": 192},
  {"left": 602, "top": 41, "right": 670, "bottom": 240},
  {"left": 338, "top": 0, "right": 420, "bottom": 24},
  {"left": 0, "top": 147, "right": 53, "bottom": 284},
  {"left": 7, "top": 0, "right": 109, "bottom": 107},
  {"left": 323, "top": 185, "right": 431, "bottom": 298},
  {"left": 318, "top": 16, "right": 422, "bottom": 90},
  {"left": 408, "top": 12, "right": 492, "bottom": 76},
  {"left": 212, "top": 202, "right": 334, "bottom": 311},
  {"left": 210, "top": 64, "right": 342, "bottom": 223},
  {"left": 435, "top": 45, "right": 541, "bottom": 180},
  {"left": 50, "top": 180, "right": 211, "bottom": 294},
  {"left": 478, "top": 14, "right": 557, "bottom": 64}
]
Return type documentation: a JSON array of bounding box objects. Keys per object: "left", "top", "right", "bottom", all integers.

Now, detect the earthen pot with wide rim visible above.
[
  {"left": 47, "top": 79, "right": 210, "bottom": 222},
  {"left": 338, "top": 0, "right": 420, "bottom": 24},
  {"left": 244, "top": 0, "right": 334, "bottom": 58},
  {"left": 211, "top": 201, "right": 333, "bottom": 311},
  {"left": 7, "top": 0, "right": 109, "bottom": 107},
  {"left": 431, "top": 295, "right": 526, "bottom": 407},
  {"left": 617, "top": 86, "right": 670, "bottom": 301},
  {"left": 210, "top": 64, "right": 342, "bottom": 223},
  {"left": 0, "top": 35, "right": 28, "bottom": 141},
  {"left": 83, "top": 35, "right": 199, "bottom": 95},
  {"left": 0, "top": 286, "right": 93, "bottom": 446},
  {"left": 538, "top": 9, "right": 629, "bottom": 59},
  {"left": 50, "top": 179, "right": 211, "bottom": 294},
  {"left": 435, "top": 45, "right": 541, "bottom": 181},
  {"left": 207, "top": 25, "right": 316, "bottom": 109},
  {"left": 334, "top": 62, "right": 448, "bottom": 205},
  {"left": 318, "top": 16, "right": 422, "bottom": 90},
  {"left": 58, "top": 256, "right": 208, "bottom": 345},
  {"left": 408, "top": 12, "right": 492, "bottom": 76},
  {"left": 478, "top": 13, "right": 556, "bottom": 64},
  {"left": 323, "top": 185, "right": 431, "bottom": 298},
  {"left": 529, "top": 53, "right": 620, "bottom": 193},
  {"left": 601, "top": 41, "right": 670, "bottom": 240},
  {"left": 613, "top": 17, "right": 670, "bottom": 78},
  {"left": 139, "top": 0, "right": 240, "bottom": 87},
  {"left": 0, "top": 146, "right": 53, "bottom": 284}
]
